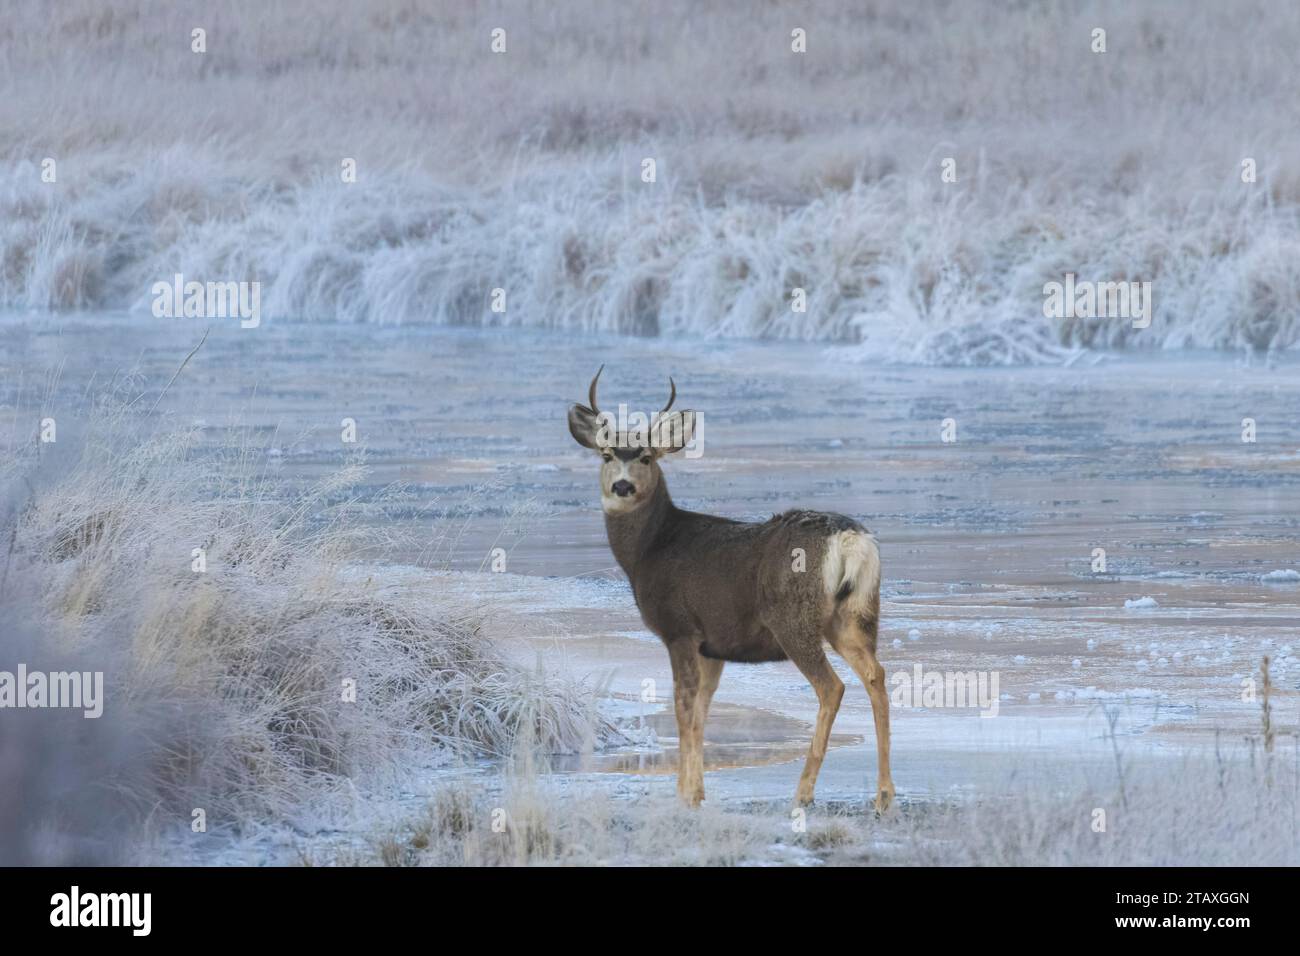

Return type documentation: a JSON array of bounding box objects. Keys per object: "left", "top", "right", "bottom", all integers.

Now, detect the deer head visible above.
[{"left": 568, "top": 366, "right": 697, "bottom": 515}]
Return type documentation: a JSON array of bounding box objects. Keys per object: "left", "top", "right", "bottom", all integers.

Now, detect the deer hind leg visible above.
[
  {"left": 667, "top": 642, "right": 705, "bottom": 806},
  {"left": 829, "top": 613, "right": 894, "bottom": 813},
  {"left": 780, "top": 638, "right": 844, "bottom": 807}
]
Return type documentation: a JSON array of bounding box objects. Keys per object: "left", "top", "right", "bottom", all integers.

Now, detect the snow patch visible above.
[{"left": 1261, "top": 569, "right": 1300, "bottom": 583}]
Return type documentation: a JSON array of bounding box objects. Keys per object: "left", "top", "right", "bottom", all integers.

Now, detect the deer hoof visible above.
[{"left": 873, "top": 784, "right": 895, "bottom": 814}]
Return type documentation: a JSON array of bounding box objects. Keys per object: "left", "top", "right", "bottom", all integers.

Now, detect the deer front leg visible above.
[
  {"left": 667, "top": 642, "right": 704, "bottom": 806},
  {"left": 690, "top": 655, "right": 724, "bottom": 789},
  {"left": 694, "top": 655, "right": 724, "bottom": 748}
]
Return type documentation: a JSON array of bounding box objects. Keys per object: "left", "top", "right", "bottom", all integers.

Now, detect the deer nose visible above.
[{"left": 612, "top": 480, "right": 635, "bottom": 497}]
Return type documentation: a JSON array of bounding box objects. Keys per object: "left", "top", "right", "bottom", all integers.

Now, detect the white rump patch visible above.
[{"left": 821, "top": 530, "right": 881, "bottom": 616}]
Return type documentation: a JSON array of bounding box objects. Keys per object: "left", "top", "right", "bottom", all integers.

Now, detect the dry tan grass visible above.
[
  {"left": 0, "top": 401, "right": 605, "bottom": 850},
  {"left": 340, "top": 742, "right": 1300, "bottom": 866}
]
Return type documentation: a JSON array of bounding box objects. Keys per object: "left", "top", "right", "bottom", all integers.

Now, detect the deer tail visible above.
[{"left": 822, "top": 529, "right": 881, "bottom": 623}]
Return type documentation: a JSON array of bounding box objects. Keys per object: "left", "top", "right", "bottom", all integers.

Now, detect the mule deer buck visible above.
[{"left": 568, "top": 368, "right": 893, "bottom": 811}]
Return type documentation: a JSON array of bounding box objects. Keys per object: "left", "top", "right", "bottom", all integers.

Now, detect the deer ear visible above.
[
  {"left": 652, "top": 409, "right": 697, "bottom": 456},
  {"left": 568, "top": 405, "right": 602, "bottom": 450}
]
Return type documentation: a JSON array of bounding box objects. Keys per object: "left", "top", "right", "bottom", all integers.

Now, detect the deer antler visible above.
[
  {"left": 587, "top": 365, "right": 604, "bottom": 413},
  {"left": 661, "top": 376, "right": 676, "bottom": 415}
]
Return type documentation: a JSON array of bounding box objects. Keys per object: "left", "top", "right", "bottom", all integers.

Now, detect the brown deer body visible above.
[{"left": 568, "top": 369, "right": 893, "bottom": 811}]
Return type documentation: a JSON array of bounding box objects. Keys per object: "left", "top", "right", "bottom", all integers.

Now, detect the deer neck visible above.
[{"left": 604, "top": 477, "right": 674, "bottom": 578}]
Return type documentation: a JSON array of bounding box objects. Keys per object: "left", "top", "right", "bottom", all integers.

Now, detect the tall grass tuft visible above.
[
  {"left": 4, "top": 1, "right": 1300, "bottom": 362},
  {"left": 0, "top": 404, "right": 603, "bottom": 853}
]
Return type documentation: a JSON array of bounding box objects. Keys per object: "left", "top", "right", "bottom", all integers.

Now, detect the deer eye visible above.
[{"left": 640, "top": 456, "right": 652, "bottom": 465}]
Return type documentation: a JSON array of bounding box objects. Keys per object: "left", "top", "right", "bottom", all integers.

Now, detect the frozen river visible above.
[{"left": 3, "top": 313, "right": 1298, "bottom": 810}]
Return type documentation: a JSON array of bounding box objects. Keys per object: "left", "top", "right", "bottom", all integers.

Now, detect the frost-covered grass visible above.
[
  {"left": 0, "top": 402, "right": 602, "bottom": 861},
  {"left": 338, "top": 743, "right": 1300, "bottom": 866},
  {"left": 3, "top": 0, "right": 1300, "bottom": 362}
]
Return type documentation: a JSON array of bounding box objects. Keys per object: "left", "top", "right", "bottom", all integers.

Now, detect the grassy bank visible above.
[{"left": 0, "top": 401, "right": 603, "bottom": 862}]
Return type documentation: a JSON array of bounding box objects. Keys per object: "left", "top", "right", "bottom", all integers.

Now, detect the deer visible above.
[{"left": 568, "top": 367, "right": 894, "bottom": 812}]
